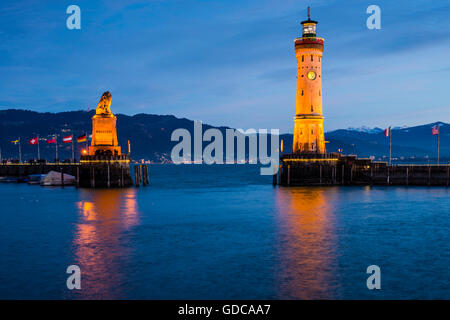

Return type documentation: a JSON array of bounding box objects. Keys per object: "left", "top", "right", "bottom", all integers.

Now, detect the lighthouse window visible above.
[
  {"left": 301, "top": 90, "right": 304, "bottom": 96},
  {"left": 319, "top": 90, "right": 321, "bottom": 96},
  {"left": 303, "top": 24, "right": 316, "bottom": 35},
  {"left": 302, "top": 55, "right": 304, "bottom": 62},
  {"left": 319, "top": 57, "right": 321, "bottom": 62},
  {"left": 311, "top": 130, "right": 314, "bottom": 135},
  {"left": 311, "top": 55, "right": 313, "bottom": 61},
  {"left": 311, "top": 105, "right": 314, "bottom": 112}
]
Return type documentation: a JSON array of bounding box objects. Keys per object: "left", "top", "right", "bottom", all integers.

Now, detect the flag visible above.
[
  {"left": 11, "top": 139, "right": 19, "bottom": 145},
  {"left": 63, "top": 135, "right": 73, "bottom": 143},
  {"left": 384, "top": 127, "right": 391, "bottom": 137},
  {"left": 47, "top": 138, "right": 56, "bottom": 144},
  {"left": 432, "top": 125, "right": 439, "bottom": 135},
  {"left": 77, "top": 134, "right": 87, "bottom": 143},
  {"left": 29, "top": 137, "right": 38, "bottom": 145}
]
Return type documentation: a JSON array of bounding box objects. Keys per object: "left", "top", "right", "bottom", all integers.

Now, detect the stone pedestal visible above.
[{"left": 89, "top": 114, "right": 122, "bottom": 156}]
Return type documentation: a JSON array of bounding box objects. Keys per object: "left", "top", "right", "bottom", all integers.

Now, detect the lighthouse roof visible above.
[{"left": 301, "top": 18, "right": 318, "bottom": 25}]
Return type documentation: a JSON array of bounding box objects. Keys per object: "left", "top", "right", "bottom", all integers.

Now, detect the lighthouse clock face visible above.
[{"left": 307, "top": 71, "right": 316, "bottom": 80}]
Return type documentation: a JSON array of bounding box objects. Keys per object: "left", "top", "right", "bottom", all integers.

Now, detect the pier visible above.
[
  {"left": 275, "top": 153, "right": 450, "bottom": 186},
  {"left": 0, "top": 162, "right": 78, "bottom": 180},
  {"left": 0, "top": 161, "right": 149, "bottom": 188}
]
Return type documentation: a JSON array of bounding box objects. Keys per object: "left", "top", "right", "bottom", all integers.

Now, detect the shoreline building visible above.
[{"left": 292, "top": 8, "right": 326, "bottom": 154}]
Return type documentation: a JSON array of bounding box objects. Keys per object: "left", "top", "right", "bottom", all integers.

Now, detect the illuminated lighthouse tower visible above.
[{"left": 292, "top": 7, "right": 326, "bottom": 154}]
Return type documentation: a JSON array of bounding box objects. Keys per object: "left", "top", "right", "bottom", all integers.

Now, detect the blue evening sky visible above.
[{"left": 1, "top": 0, "right": 449, "bottom": 132}]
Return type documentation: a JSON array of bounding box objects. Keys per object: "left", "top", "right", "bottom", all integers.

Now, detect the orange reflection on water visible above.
[
  {"left": 275, "top": 187, "right": 338, "bottom": 299},
  {"left": 72, "top": 189, "right": 140, "bottom": 299}
]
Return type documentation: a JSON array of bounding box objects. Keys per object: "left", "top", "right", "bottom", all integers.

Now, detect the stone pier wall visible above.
[
  {"left": 0, "top": 163, "right": 78, "bottom": 177},
  {"left": 277, "top": 153, "right": 450, "bottom": 186}
]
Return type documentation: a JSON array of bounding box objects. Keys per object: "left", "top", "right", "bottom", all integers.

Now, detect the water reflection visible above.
[
  {"left": 275, "top": 187, "right": 338, "bottom": 299},
  {"left": 71, "top": 189, "right": 140, "bottom": 299}
]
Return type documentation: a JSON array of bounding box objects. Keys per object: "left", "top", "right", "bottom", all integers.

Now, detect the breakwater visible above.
[
  {"left": 0, "top": 157, "right": 149, "bottom": 188},
  {"left": 276, "top": 153, "right": 450, "bottom": 186},
  {"left": 0, "top": 163, "right": 78, "bottom": 178}
]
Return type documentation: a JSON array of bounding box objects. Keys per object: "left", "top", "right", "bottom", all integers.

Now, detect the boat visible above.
[{"left": 40, "top": 171, "right": 76, "bottom": 186}]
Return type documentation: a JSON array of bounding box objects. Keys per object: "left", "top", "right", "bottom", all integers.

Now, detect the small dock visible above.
[{"left": 275, "top": 153, "right": 450, "bottom": 186}]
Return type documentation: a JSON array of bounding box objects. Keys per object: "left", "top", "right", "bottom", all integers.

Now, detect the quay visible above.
[
  {"left": 0, "top": 161, "right": 149, "bottom": 188},
  {"left": 275, "top": 153, "right": 450, "bottom": 187}
]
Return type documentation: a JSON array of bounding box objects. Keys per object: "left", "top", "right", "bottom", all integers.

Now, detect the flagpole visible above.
[
  {"left": 55, "top": 134, "right": 58, "bottom": 163},
  {"left": 389, "top": 128, "right": 392, "bottom": 166},
  {"left": 72, "top": 132, "right": 75, "bottom": 163},
  {"left": 437, "top": 129, "right": 440, "bottom": 165},
  {"left": 37, "top": 135, "right": 40, "bottom": 160},
  {"left": 19, "top": 137, "right": 22, "bottom": 163}
]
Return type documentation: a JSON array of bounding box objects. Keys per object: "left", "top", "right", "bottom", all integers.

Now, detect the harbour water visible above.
[{"left": 0, "top": 164, "right": 449, "bottom": 299}]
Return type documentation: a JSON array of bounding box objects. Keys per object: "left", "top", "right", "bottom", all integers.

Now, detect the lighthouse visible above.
[{"left": 292, "top": 7, "right": 326, "bottom": 154}]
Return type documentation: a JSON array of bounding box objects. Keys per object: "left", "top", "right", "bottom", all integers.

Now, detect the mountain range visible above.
[{"left": 0, "top": 109, "right": 448, "bottom": 163}]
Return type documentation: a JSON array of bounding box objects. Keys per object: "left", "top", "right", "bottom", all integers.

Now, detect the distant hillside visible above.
[
  {"left": 327, "top": 123, "right": 449, "bottom": 160},
  {"left": 0, "top": 109, "right": 229, "bottom": 162},
  {"left": 0, "top": 109, "right": 448, "bottom": 162},
  {"left": 281, "top": 123, "right": 449, "bottom": 161}
]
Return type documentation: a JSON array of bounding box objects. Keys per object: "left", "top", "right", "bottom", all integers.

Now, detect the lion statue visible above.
[{"left": 95, "top": 91, "right": 112, "bottom": 115}]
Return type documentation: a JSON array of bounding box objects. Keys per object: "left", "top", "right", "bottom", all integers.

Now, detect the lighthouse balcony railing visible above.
[{"left": 294, "top": 37, "right": 324, "bottom": 44}]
